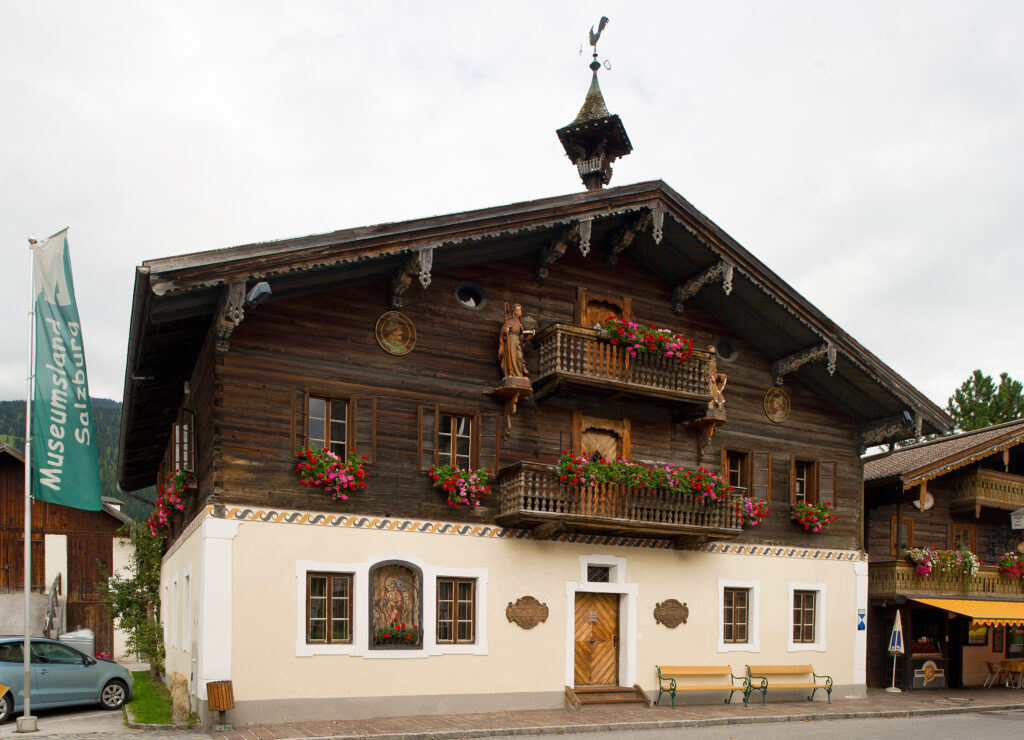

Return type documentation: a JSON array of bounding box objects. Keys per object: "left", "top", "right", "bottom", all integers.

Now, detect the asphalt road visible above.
[{"left": 489, "top": 709, "right": 1024, "bottom": 739}]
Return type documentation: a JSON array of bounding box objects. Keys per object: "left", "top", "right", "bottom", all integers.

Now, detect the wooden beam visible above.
[
  {"left": 606, "top": 210, "right": 652, "bottom": 267},
  {"left": 389, "top": 248, "right": 433, "bottom": 309},
  {"left": 858, "top": 410, "right": 921, "bottom": 452},
  {"left": 536, "top": 223, "right": 580, "bottom": 280}
]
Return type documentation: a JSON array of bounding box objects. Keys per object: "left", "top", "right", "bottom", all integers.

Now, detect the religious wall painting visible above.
[{"left": 370, "top": 561, "right": 422, "bottom": 648}]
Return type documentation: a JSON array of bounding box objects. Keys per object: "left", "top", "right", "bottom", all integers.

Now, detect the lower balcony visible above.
[
  {"left": 950, "top": 469, "right": 1024, "bottom": 515},
  {"left": 869, "top": 559, "right": 1024, "bottom": 600},
  {"left": 494, "top": 462, "right": 742, "bottom": 547}
]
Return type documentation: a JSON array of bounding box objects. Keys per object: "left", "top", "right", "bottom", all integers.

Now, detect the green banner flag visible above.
[{"left": 31, "top": 230, "right": 102, "bottom": 511}]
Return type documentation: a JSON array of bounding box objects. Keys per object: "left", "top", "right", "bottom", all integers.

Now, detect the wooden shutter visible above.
[
  {"left": 353, "top": 396, "right": 376, "bottom": 464},
  {"left": 752, "top": 452, "right": 771, "bottom": 501},
  {"left": 818, "top": 461, "right": 836, "bottom": 506},
  {"left": 418, "top": 405, "right": 437, "bottom": 471},
  {"left": 479, "top": 414, "right": 498, "bottom": 472},
  {"left": 890, "top": 516, "right": 898, "bottom": 556},
  {"left": 720, "top": 446, "right": 729, "bottom": 479},
  {"left": 293, "top": 387, "right": 309, "bottom": 454},
  {"left": 789, "top": 455, "right": 797, "bottom": 505}
]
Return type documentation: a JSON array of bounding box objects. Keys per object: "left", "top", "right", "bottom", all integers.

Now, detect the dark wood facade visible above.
[
  {"left": 0, "top": 444, "right": 126, "bottom": 655},
  {"left": 144, "top": 206, "right": 934, "bottom": 553}
]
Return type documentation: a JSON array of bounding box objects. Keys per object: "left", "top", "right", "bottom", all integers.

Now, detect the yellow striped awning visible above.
[{"left": 911, "top": 598, "right": 1024, "bottom": 627}]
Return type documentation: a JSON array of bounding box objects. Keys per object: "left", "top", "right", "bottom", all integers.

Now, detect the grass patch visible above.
[{"left": 127, "top": 671, "right": 173, "bottom": 724}]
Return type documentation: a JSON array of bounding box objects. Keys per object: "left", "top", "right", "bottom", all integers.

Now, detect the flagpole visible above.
[{"left": 21, "top": 237, "right": 39, "bottom": 732}]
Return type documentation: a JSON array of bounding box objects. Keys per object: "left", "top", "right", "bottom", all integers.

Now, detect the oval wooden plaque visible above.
[
  {"left": 506, "top": 596, "right": 549, "bottom": 629},
  {"left": 654, "top": 599, "right": 689, "bottom": 628}
]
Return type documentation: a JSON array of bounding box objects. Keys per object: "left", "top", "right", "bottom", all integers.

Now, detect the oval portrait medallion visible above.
[
  {"left": 763, "top": 386, "right": 791, "bottom": 424},
  {"left": 375, "top": 311, "right": 416, "bottom": 355}
]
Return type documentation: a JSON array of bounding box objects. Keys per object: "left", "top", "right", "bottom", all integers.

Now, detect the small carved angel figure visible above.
[{"left": 708, "top": 345, "right": 728, "bottom": 409}]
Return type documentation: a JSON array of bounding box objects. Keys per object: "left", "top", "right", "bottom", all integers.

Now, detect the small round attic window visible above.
[
  {"left": 455, "top": 282, "right": 486, "bottom": 310},
  {"left": 714, "top": 336, "right": 739, "bottom": 363}
]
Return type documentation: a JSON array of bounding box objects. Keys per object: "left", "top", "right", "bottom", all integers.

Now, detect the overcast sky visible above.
[{"left": 2, "top": 1, "right": 1021, "bottom": 412}]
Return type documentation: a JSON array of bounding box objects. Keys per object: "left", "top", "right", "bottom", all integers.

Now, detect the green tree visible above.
[
  {"left": 98, "top": 521, "right": 166, "bottom": 677},
  {"left": 947, "top": 370, "right": 1024, "bottom": 431}
]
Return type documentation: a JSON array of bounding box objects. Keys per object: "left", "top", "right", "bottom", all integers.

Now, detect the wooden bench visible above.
[
  {"left": 743, "top": 664, "right": 832, "bottom": 706},
  {"left": 655, "top": 665, "right": 745, "bottom": 708}
]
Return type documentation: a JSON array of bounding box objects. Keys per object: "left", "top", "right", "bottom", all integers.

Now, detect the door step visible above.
[{"left": 567, "top": 685, "right": 651, "bottom": 708}]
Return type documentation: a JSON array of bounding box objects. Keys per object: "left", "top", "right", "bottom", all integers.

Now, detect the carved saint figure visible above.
[
  {"left": 708, "top": 346, "right": 728, "bottom": 409},
  {"left": 498, "top": 303, "right": 535, "bottom": 379}
]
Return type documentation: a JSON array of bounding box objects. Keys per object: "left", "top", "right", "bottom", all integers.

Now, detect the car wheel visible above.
[
  {"left": 100, "top": 679, "right": 128, "bottom": 709},
  {"left": 0, "top": 692, "right": 12, "bottom": 724}
]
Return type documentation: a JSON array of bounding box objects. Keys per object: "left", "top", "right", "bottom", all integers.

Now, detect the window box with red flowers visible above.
[
  {"left": 790, "top": 501, "right": 838, "bottom": 533},
  {"left": 734, "top": 495, "right": 770, "bottom": 527},
  {"left": 296, "top": 447, "right": 368, "bottom": 500},
  {"left": 428, "top": 465, "right": 491, "bottom": 506},
  {"left": 557, "top": 451, "right": 733, "bottom": 500},
  {"left": 372, "top": 621, "right": 421, "bottom": 647},
  {"left": 997, "top": 551, "right": 1024, "bottom": 581},
  {"left": 146, "top": 469, "right": 192, "bottom": 538}
]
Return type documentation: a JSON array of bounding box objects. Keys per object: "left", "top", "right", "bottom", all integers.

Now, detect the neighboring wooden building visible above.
[
  {"left": 0, "top": 443, "right": 133, "bottom": 658},
  {"left": 864, "top": 419, "right": 1024, "bottom": 690},
  {"left": 118, "top": 65, "right": 949, "bottom": 724}
]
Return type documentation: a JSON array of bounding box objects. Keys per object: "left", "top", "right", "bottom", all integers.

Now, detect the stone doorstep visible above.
[{"left": 208, "top": 698, "right": 1024, "bottom": 740}]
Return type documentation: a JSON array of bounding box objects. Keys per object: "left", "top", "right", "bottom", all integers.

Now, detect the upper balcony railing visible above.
[
  {"left": 494, "top": 462, "right": 742, "bottom": 544},
  {"left": 532, "top": 324, "right": 713, "bottom": 404},
  {"left": 950, "top": 469, "right": 1024, "bottom": 514},
  {"left": 869, "top": 559, "right": 1024, "bottom": 600}
]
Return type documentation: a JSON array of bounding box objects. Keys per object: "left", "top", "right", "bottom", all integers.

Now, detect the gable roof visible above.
[
  {"left": 863, "top": 418, "right": 1024, "bottom": 488},
  {"left": 0, "top": 443, "right": 131, "bottom": 524},
  {"left": 118, "top": 179, "right": 951, "bottom": 490}
]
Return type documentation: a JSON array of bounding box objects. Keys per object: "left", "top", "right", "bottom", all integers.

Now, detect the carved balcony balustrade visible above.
[
  {"left": 869, "top": 560, "right": 1024, "bottom": 600},
  {"left": 494, "top": 462, "right": 742, "bottom": 547},
  {"left": 532, "top": 324, "right": 713, "bottom": 405},
  {"left": 949, "top": 469, "right": 1024, "bottom": 517}
]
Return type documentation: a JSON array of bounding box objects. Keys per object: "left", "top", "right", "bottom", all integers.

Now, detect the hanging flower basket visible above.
[
  {"left": 734, "top": 496, "right": 770, "bottom": 527},
  {"left": 146, "top": 469, "right": 192, "bottom": 538},
  {"left": 428, "top": 465, "right": 491, "bottom": 506},
  {"left": 790, "top": 501, "right": 838, "bottom": 533},
  {"left": 296, "top": 447, "right": 367, "bottom": 500},
  {"left": 600, "top": 316, "right": 695, "bottom": 364}
]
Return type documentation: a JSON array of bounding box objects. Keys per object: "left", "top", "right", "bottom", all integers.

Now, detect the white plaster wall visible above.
[
  {"left": 111, "top": 536, "right": 135, "bottom": 659},
  {"left": 223, "top": 513, "right": 864, "bottom": 703},
  {"left": 161, "top": 519, "right": 204, "bottom": 688},
  {"left": 43, "top": 534, "right": 67, "bottom": 605}
]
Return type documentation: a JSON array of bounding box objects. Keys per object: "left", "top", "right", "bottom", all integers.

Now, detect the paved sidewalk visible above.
[{"left": 211, "top": 687, "right": 1024, "bottom": 740}]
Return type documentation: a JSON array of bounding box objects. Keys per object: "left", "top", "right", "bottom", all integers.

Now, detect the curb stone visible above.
[
  {"left": 226, "top": 701, "right": 1024, "bottom": 740},
  {"left": 124, "top": 702, "right": 200, "bottom": 730}
]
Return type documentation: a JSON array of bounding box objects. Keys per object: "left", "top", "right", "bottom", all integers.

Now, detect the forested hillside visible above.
[{"left": 0, "top": 399, "right": 155, "bottom": 520}]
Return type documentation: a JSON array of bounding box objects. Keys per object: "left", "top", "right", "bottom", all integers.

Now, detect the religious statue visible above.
[
  {"left": 708, "top": 345, "right": 728, "bottom": 409},
  {"left": 498, "top": 303, "right": 535, "bottom": 380}
]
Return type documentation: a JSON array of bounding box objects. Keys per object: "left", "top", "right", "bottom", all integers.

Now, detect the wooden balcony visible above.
[
  {"left": 869, "top": 560, "right": 1024, "bottom": 600},
  {"left": 532, "top": 324, "right": 713, "bottom": 405},
  {"left": 950, "top": 469, "right": 1024, "bottom": 516},
  {"left": 495, "top": 462, "right": 742, "bottom": 546}
]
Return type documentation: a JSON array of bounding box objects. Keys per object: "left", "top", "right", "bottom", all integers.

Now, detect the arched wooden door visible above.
[{"left": 574, "top": 592, "right": 619, "bottom": 687}]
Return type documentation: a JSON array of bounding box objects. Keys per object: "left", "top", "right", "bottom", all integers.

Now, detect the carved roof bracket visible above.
[
  {"left": 671, "top": 260, "right": 734, "bottom": 315},
  {"left": 578, "top": 217, "right": 592, "bottom": 257},
  {"left": 215, "top": 281, "right": 246, "bottom": 355},
  {"left": 650, "top": 203, "right": 665, "bottom": 244},
  {"left": 605, "top": 210, "right": 652, "bottom": 267},
  {"left": 389, "top": 247, "right": 434, "bottom": 309},
  {"left": 772, "top": 341, "right": 837, "bottom": 386},
  {"left": 859, "top": 410, "right": 922, "bottom": 453},
  {"left": 536, "top": 223, "right": 581, "bottom": 280}
]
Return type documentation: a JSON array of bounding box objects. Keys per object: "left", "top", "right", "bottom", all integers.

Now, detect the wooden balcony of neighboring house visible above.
[
  {"left": 949, "top": 469, "right": 1024, "bottom": 517},
  {"left": 868, "top": 559, "right": 1024, "bottom": 600},
  {"left": 531, "top": 324, "right": 714, "bottom": 407},
  {"left": 494, "top": 461, "right": 742, "bottom": 549}
]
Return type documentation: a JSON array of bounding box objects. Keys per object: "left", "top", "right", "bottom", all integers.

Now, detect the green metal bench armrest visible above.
[{"left": 813, "top": 672, "right": 833, "bottom": 687}]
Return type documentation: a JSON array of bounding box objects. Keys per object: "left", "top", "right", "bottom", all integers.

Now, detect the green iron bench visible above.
[
  {"left": 655, "top": 665, "right": 746, "bottom": 708},
  {"left": 743, "top": 664, "right": 832, "bottom": 706}
]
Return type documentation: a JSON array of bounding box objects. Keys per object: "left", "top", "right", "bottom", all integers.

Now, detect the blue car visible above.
[{"left": 0, "top": 637, "right": 134, "bottom": 723}]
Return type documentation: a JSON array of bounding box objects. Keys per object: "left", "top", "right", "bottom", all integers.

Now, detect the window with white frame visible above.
[
  {"left": 718, "top": 578, "right": 760, "bottom": 652},
  {"left": 787, "top": 582, "right": 826, "bottom": 651}
]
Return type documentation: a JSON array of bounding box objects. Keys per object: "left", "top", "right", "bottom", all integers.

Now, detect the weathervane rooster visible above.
[{"left": 589, "top": 16, "right": 609, "bottom": 53}]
